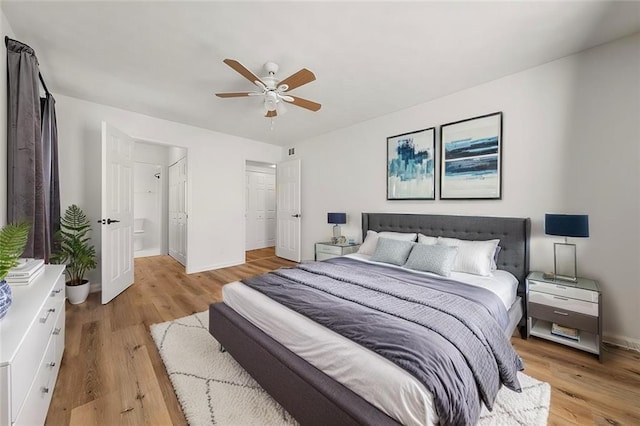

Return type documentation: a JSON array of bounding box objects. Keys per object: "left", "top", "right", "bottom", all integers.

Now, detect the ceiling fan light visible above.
[
  {"left": 276, "top": 100, "right": 287, "bottom": 115},
  {"left": 263, "top": 98, "right": 277, "bottom": 112}
]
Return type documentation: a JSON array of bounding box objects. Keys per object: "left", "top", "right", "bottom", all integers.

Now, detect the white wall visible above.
[
  {"left": 0, "top": 5, "right": 15, "bottom": 227},
  {"left": 54, "top": 94, "right": 284, "bottom": 284},
  {"left": 292, "top": 33, "right": 640, "bottom": 347}
]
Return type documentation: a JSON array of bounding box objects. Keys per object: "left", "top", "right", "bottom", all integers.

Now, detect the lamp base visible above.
[
  {"left": 331, "top": 224, "right": 341, "bottom": 244},
  {"left": 553, "top": 242, "right": 578, "bottom": 282}
]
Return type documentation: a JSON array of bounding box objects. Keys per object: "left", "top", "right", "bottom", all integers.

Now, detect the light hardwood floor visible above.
[{"left": 47, "top": 248, "right": 640, "bottom": 425}]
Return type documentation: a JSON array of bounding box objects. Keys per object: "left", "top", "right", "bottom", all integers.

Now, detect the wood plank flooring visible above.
[{"left": 47, "top": 248, "right": 640, "bottom": 425}]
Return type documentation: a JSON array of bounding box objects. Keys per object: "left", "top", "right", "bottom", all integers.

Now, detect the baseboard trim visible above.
[
  {"left": 89, "top": 282, "right": 101, "bottom": 293},
  {"left": 603, "top": 334, "right": 640, "bottom": 352}
]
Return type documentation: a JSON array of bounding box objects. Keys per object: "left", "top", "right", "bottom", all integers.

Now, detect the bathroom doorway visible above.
[{"left": 133, "top": 141, "right": 187, "bottom": 266}]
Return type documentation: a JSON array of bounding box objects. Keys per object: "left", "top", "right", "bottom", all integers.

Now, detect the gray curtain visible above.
[
  {"left": 41, "top": 94, "right": 61, "bottom": 256},
  {"left": 6, "top": 37, "right": 59, "bottom": 260}
]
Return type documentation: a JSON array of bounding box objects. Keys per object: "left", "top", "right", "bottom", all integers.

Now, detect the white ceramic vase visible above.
[{"left": 66, "top": 280, "right": 90, "bottom": 304}]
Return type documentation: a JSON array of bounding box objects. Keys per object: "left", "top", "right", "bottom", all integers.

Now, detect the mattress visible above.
[{"left": 222, "top": 257, "right": 519, "bottom": 426}]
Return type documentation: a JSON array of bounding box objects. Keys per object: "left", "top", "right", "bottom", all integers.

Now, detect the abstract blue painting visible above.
[
  {"left": 387, "top": 127, "right": 435, "bottom": 200},
  {"left": 440, "top": 112, "right": 502, "bottom": 199}
]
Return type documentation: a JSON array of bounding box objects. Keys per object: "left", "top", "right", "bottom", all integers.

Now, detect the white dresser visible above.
[{"left": 0, "top": 265, "right": 66, "bottom": 425}]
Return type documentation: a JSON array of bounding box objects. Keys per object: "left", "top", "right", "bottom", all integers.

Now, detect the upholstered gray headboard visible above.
[{"left": 361, "top": 213, "right": 531, "bottom": 287}]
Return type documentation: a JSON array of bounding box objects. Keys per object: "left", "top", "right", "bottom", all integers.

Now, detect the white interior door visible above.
[
  {"left": 101, "top": 121, "right": 134, "bottom": 304},
  {"left": 168, "top": 158, "right": 188, "bottom": 265},
  {"left": 276, "top": 159, "right": 301, "bottom": 261},
  {"left": 246, "top": 171, "right": 276, "bottom": 250}
]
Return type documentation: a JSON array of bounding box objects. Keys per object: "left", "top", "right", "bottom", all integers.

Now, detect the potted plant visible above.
[
  {"left": 0, "top": 222, "right": 30, "bottom": 319},
  {"left": 52, "top": 205, "right": 97, "bottom": 304}
]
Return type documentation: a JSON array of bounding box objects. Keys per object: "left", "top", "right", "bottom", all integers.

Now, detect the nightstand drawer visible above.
[
  {"left": 529, "top": 291, "right": 598, "bottom": 316},
  {"left": 315, "top": 244, "right": 343, "bottom": 255},
  {"left": 529, "top": 280, "right": 598, "bottom": 302},
  {"left": 529, "top": 302, "right": 598, "bottom": 333}
]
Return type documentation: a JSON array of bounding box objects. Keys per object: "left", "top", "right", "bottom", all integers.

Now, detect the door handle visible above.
[
  {"left": 291, "top": 214, "right": 301, "bottom": 218},
  {"left": 106, "top": 218, "right": 120, "bottom": 224}
]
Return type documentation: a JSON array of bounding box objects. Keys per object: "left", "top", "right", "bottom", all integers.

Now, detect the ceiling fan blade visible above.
[
  {"left": 215, "top": 92, "right": 252, "bottom": 98},
  {"left": 277, "top": 68, "right": 316, "bottom": 91},
  {"left": 285, "top": 96, "right": 322, "bottom": 112},
  {"left": 223, "top": 58, "right": 266, "bottom": 88},
  {"left": 265, "top": 110, "right": 277, "bottom": 118}
]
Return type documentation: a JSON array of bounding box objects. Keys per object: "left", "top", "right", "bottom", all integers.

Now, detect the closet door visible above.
[{"left": 246, "top": 171, "right": 276, "bottom": 250}]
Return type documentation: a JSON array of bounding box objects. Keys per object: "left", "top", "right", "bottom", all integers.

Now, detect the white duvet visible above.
[{"left": 222, "top": 254, "right": 518, "bottom": 426}]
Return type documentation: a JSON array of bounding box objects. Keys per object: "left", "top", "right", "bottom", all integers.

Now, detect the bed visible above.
[{"left": 209, "top": 213, "right": 530, "bottom": 426}]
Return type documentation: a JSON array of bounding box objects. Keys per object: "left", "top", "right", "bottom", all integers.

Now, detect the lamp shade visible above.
[
  {"left": 545, "top": 214, "right": 589, "bottom": 238},
  {"left": 327, "top": 212, "right": 347, "bottom": 225}
]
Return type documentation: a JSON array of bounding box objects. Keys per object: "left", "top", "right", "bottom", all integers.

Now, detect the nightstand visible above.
[
  {"left": 315, "top": 242, "right": 361, "bottom": 261},
  {"left": 526, "top": 271, "right": 601, "bottom": 359}
]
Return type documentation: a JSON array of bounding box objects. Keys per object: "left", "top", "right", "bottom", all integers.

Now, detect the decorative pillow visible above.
[
  {"left": 370, "top": 238, "right": 415, "bottom": 266},
  {"left": 404, "top": 244, "right": 458, "bottom": 277},
  {"left": 357, "top": 231, "right": 417, "bottom": 255},
  {"left": 436, "top": 237, "right": 500, "bottom": 276},
  {"left": 491, "top": 246, "right": 502, "bottom": 270},
  {"left": 417, "top": 233, "right": 438, "bottom": 245}
]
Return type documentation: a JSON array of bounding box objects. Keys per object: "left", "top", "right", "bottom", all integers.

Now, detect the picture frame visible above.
[
  {"left": 387, "top": 127, "right": 435, "bottom": 200},
  {"left": 439, "top": 112, "right": 503, "bottom": 200}
]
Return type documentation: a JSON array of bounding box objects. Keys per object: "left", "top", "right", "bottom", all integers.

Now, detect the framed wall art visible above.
[
  {"left": 439, "top": 112, "right": 502, "bottom": 200},
  {"left": 387, "top": 127, "right": 435, "bottom": 200}
]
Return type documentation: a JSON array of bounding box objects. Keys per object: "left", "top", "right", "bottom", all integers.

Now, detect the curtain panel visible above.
[{"left": 6, "top": 37, "right": 60, "bottom": 260}]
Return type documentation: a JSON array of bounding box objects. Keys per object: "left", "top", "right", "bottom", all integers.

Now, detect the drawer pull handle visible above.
[
  {"left": 50, "top": 288, "right": 62, "bottom": 297},
  {"left": 42, "top": 387, "right": 50, "bottom": 394},
  {"left": 48, "top": 362, "right": 56, "bottom": 368},
  {"left": 53, "top": 327, "right": 62, "bottom": 335},
  {"left": 39, "top": 308, "right": 56, "bottom": 323},
  {"left": 553, "top": 310, "right": 569, "bottom": 316},
  {"left": 553, "top": 296, "right": 569, "bottom": 301}
]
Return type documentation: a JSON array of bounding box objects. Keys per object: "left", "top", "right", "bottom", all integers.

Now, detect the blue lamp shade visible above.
[
  {"left": 545, "top": 214, "right": 589, "bottom": 238},
  {"left": 327, "top": 212, "right": 347, "bottom": 225}
]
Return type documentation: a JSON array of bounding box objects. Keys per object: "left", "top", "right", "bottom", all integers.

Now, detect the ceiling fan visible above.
[{"left": 215, "top": 59, "right": 321, "bottom": 118}]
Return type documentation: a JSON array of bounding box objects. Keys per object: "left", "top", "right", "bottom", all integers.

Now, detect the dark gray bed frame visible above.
[{"left": 209, "top": 213, "right": 530, "bottom": 426}]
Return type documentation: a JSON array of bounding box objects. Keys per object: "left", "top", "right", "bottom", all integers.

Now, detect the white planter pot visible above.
[{"left": 66, "top": 280, "right": 90, "bottom": 304}]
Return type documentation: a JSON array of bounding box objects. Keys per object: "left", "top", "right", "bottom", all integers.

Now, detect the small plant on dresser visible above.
[
  {"left": 52, "top": 204, "right": 97, "bottom": 304},
  {"left": 0, "top": 222, "right": 30, "bottom": 319}
]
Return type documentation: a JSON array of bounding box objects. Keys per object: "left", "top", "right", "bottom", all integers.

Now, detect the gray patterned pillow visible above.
[
  {"left": 370, "top": 238, "right": 415, "bottom": 266},
  {"left": 403, "top": 244, "right": 458, "bottom": 277}
]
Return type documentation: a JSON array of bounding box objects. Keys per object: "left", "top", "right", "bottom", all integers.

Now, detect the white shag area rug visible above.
[{"left": 151, "top": 311, "right": 550, "bottom": 426}]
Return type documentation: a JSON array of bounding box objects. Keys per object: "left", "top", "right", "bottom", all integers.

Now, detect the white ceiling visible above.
[{"left": 3, "top": 1, "right": 640, "bottom": 146}]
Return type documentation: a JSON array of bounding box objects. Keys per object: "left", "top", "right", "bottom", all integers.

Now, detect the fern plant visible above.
[
  {"left": 0, "top": 222, "right": 31, "bottom": 282},
  {"left": 52, "top": 205, "right": 97, "bottom": 286}
]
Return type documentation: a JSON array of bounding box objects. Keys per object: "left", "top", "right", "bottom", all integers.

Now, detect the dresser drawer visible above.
[
  {"left": 10, "top": 300, "right": 61, "bottom": 421},
  {"left": 529, "top": 291, "right": 598, "bottom": 316},
  {"left": 529, "top": 279, "right": 598, "bottom": 302},
  {"left": 14, "top": 339, "right": 56, "bottom": 426},
  {"left": 529, "top": 302, "right": 598, "bottom": 333},
  {"left": 315, "top": 244, "right": 343, "bottom": 255}
]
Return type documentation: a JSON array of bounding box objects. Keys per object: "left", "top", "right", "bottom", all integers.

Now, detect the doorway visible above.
[
  {"left": 132, "top": 141, "right": 187, "bottom": 266},
  {"left": 245, "top": 161, "right": 277, "bottom": 255}
]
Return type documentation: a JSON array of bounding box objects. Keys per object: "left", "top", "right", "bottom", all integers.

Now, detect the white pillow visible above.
[
  {"left": 417, "top": 233, "right": 438, "bottom": 245},
  {"left": 357, "top": 231, "right": 417, "bottom": 255},
  {"left": 436, "top": 237, "right": 500, "bottom": 276}
]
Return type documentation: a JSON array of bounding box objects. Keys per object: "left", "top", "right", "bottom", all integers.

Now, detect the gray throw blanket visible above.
[{"left": 242, "top": 257, "right": 524, "bottom": 426}]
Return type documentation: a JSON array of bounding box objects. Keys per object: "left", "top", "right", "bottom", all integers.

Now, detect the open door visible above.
[
  {"left": 100, "top": 121, "right": 134, "bottom": 304},
  {"left": 168, "top": 157, "right": 188, "bottom": 266},
  {"left": 276, "top": 158, "right": 301, "bottom": 262}
]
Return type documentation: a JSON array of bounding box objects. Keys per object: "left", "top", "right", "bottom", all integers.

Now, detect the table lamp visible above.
[
  {"left": 544, "top": 213, "right": 589, "bottom": 282},
  {"left": 327, "top": 213, "right": 347, "bottom": 244}
]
